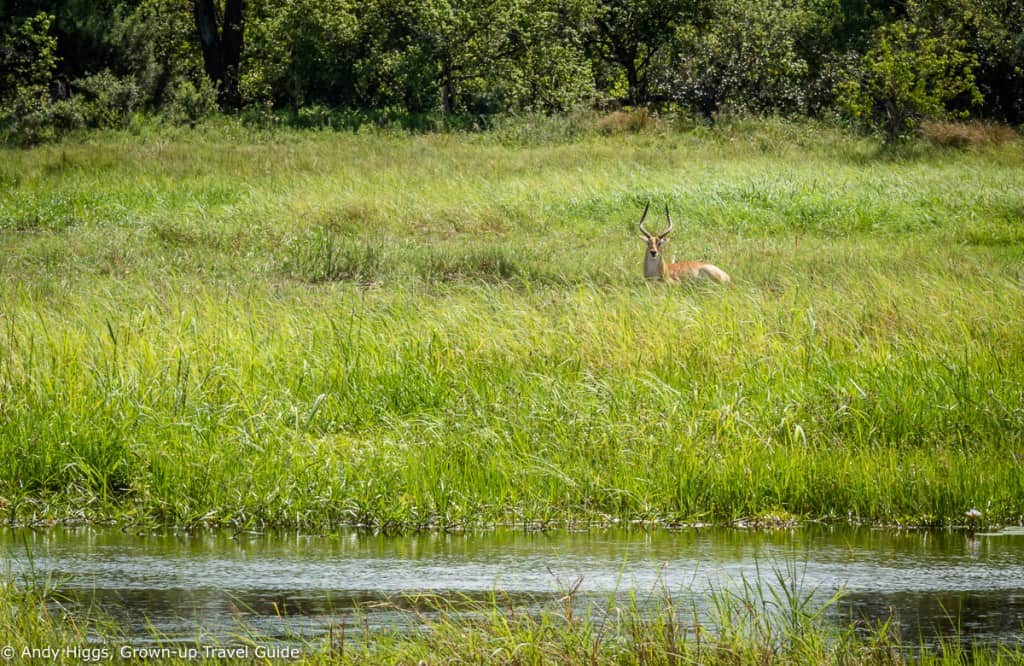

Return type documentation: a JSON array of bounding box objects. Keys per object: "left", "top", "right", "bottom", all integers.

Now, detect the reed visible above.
[
  {"left": 334, "top": 574, "right": 1023, "bottom": 665},
  {"left": 2, "top": 564, "right": 1021, "bottom": 664}
]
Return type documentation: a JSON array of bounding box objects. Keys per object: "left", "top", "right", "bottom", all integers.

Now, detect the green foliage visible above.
[
  {"left": 1, "top": 0, "right": 1020, "bottom": 144},
  {"left": 586, "top": 0, "right": 700, "bottom": 105},
  {"left": 954, "top": 0, "right": 1024, "bottom": 123},
  {"left": 162, "top": 76, "right": 219, "bottom": 126},
  {"left": 241, "top": 0, "right": 596, "bottom": 114},
  {"left": 496, "top": 0, "right": 596, "bottom": 112},
  {"left": 1, "top": 3, "right": 211, "bottom": 143},
  {"left": 352, "top": 0, "right": 553, "bottom": 115},
  {"left": 107, "top": 0, "right": 205, "bottom": 108},
  {"left": 0, "top": 12, "right": 64, "bottom": 144},
  {"left": 242, "top": 0, "right": 361, "bottom": 107},
  {"left": 660, "top": 0, "right": 818, "bottom": 117},
  {"left": 0, "top": 86, "right": 84, "bottom": 146},
  {"left": 73, "top": 69, "right": 142, "bottom": 128},
  {"left": 836, "top": 19, "right": 983, "bottom": 140},
  {"left": 0, "top": 12, "right": 59, "bottom": 99}
]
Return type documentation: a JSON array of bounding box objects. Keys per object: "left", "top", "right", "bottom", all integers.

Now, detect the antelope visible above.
[{"left": 638, "top": 202, "right": 730, "bottom": 283}]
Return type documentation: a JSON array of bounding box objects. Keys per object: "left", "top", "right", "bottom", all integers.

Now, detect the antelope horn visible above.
[
  {"left": 638, "top": 201, "right": 652, "bottom": 237},
  {"left": 662, "top": 203, "right": 674, "bottom": 237}
]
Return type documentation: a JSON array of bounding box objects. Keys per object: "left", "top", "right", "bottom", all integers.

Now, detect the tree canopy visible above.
[{"left": 1, "top": 0, "right": 1021, "bottom": 142}]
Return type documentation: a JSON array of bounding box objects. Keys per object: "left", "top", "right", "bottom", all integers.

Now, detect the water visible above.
[{"left": 3, "top": 526, "right": 1023, "bottom": 647}]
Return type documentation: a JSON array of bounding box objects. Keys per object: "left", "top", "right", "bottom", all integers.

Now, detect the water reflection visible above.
[
  {"left": 3, "top": 526, "right": 1022, "bottom": 646},
  {"left": 841, "top": 589, "right": 1024, "bottom": 644}
]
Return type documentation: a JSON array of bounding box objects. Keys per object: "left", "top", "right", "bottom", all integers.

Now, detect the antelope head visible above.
[{"left": 638, "top": 202, "right": 674, "bottom": 279}]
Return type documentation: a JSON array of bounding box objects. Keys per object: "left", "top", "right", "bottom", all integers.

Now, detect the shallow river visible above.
[{"left": 3, "top": 525, "right": 1023, "bottom": 648}]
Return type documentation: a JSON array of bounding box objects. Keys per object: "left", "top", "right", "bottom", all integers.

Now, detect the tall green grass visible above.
[{"left": 0, "top": 120, "right": 1022, "bottom": 528}]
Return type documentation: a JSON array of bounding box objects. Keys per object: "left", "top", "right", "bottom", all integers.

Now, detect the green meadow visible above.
[{"left": 1, "top": 119, "right": 1022, "bottom": 529}]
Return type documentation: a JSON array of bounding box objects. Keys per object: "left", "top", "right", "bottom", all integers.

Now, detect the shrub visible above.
[
  {"left": 0, "top": 12, "right": 67, "bottom": 145},
  {"left": 0, "top": 12, "right": 58, "bottom": 100},
  {"left": 295, "top": 104, "right": 334, "bottom": 129},
  {"left": 0, "top": 86, "right": 86, "bottom": 146},
  {"left": 108, "top": 0, "right": 204, "bottom": 108},
  {"left": 74, "top": 70, "right": 142, "bottom": 128},
  {"left": 162, "top": 77, "right": 218, "bottom": 127},
  {"left": 835, "top": 20, "right": 982, "bottom": 141}
]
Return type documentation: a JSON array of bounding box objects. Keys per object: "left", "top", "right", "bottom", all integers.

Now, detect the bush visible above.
[
  {"left": 0, "top": 12, "right": 67, "bottom": 145},
  {"left": 0, "top": 86, "right": 86, "bottom": 146},
  {"left": 659, "top": 0, "right": 816, "bottom": 118},
  {"left": 294, "top": 104, "right": 334, "bottom": 129},
  {"left": 835, "top": 20, "right": 982, "bottom": 141},
  {"left": 74, "top": 70, "right": 142, "bottom": 128},
  {"left": 108, "top": 0, "right": 204, "bottom": 108},
  {"left": 162, "top": 77, "right": 218, "bottom": 126},
  {"left": 0, "top": 12, "right": 58, "bottom": 100}
]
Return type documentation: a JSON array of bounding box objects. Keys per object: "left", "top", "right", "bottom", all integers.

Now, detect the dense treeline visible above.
[{"left": 1, "top": 0, "right": 1021, "bottom": 143}]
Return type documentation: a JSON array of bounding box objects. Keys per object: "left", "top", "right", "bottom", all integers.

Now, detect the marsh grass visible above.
[
  {"left": 1, "top": 549, "right": 123, "bottom": 658},
  {"left": 301, "top": 561, "right": 1024, "bottom": 663},
  {"left": 285, "top": 227, "right": 385, "bottom": 284},
  {"left": 3, "top": 560, "right": 1021, "bottom": 665},
  {"left": 338, "top": 589, "right": 1022, "bottom": 665},
  {"left": 0, "top": 120, "right": 1022, "bottom": 529}
]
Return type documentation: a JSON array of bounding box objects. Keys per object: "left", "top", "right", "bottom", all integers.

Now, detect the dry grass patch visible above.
[
  {"left": 920, "top": 120, "right": 1019, "bottom": 148},
  {"left": 595, "top": 108, "right": 658, "bottom": 134}
]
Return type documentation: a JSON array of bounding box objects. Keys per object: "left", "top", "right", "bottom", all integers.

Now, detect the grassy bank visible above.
[{"left": 1, "top": 119, "right": 1022, "bottom": 529}]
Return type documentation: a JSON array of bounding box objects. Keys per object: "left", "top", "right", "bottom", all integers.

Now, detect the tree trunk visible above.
[
  {"left": 625, "top": 61, "right": 641, "bottom": 106},
  {"left": 440, "top": 61, "right": 456, "bottom": 114},
  {"left": 220, "top": 0, "right": 244, "bottom": 107},
  {"left": 193, "top": 0, "right": 244, "bottom": 108},
  {"left": 193, "top": 0, "right": 224, "bottom": 86}
]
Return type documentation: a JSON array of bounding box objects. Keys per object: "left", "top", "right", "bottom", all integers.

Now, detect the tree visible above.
[
  {"left": 835, "top": 18, "right": 983, "bottom": 139},
  {"left": 498, "top": 0, "right": 595, "bottom": 113},
  {"left": 585, "top": 0, "right": 702, "bottom": 105},
  {"left": 1, "top": 11, "right": 58, "bottom": 100},
  {"left": 193, "top": 0, "right": 244, "bottom": 107},
  {"left": 659, "top": 0, "right": 818, "bottom": 118},
  {"left": 241, "top": 0, "right": 360, "bottom": 107},
  {"left": 353, "top": 0, "right": 546, "bottom": 116},
  {"left": 942, "top": 0, "right": 1024, "bottom": 123},
  {"left": 110, "top": 0, "right": 206, "bottom": 108}
]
